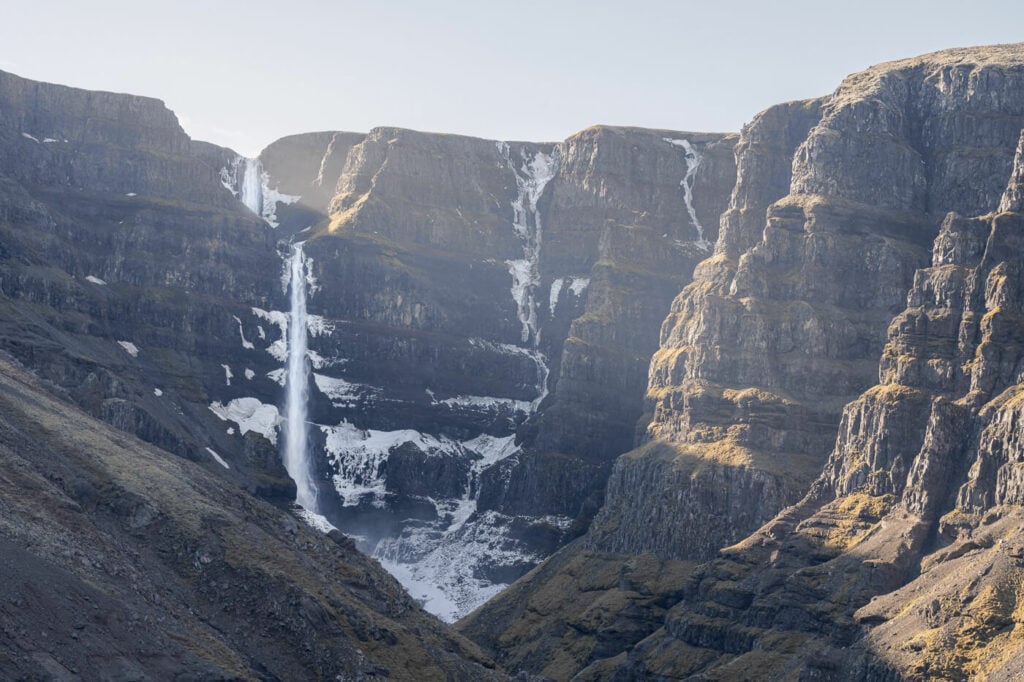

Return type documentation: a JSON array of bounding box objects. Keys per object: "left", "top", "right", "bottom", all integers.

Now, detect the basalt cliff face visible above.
[
  {"left": 460, "top": 43, "right": 1024, "bottom": 681},
  {"left": 6, "top": 42, "right": 1024, "bottom": 681},
  {"left": 0, "top": 72, "right": 498, "bottom": 679},
  {"left": 0, "top": 60, "right": 738, "bottom": 646},
  {"left": 292, "top": 124, "right": 737, "bottom": 619}
]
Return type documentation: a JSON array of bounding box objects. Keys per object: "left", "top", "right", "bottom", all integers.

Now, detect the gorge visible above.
[{"left": 1, "top": 42, "right": 1024, "bottom": 681}]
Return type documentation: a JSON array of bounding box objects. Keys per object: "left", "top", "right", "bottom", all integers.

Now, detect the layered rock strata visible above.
[{"left": 461, "top": 43, "right": 1024, "bottom": 679}]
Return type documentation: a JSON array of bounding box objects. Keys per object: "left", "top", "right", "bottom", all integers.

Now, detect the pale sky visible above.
[{"left": 1, "top": 0, "right": 1021, "bottom": 156}]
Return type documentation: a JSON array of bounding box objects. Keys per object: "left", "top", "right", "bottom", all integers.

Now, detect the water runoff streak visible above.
[{"left": 284, "top": 242, "right": 318, "bottom": 511}]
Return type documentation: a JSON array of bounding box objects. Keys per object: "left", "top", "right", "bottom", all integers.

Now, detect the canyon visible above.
[{"left": 1, "top": 42, "right": 1023, "bottom": 680}]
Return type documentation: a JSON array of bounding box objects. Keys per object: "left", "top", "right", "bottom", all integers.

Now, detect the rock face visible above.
[
  {"left": 297, "top": 124, "right": 736, "bottom": 619},
  {"left": 0, "top": 68, "right": 299, "bottom": 503},
  {"left": 461, "top": 43, "right": 1024, "bottom": 680},
  {"left": 0, "top": 352, "right": 499, "bottom": 680},
  {"left": 0, "top": 65, "right": 739, "bottom": 624}
]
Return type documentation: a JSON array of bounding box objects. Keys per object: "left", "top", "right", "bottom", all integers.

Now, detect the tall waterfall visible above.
[{"left": 283, "top": 242, "right": 318, "bottom": 511}]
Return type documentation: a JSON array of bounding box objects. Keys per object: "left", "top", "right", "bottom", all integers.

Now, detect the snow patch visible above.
[
  {"left": 313, "top": 373, "right": 373, "bottom": 406},
  {"left": 373, "top": 509, "right": 568, "bottom": 622},
  {"left": 313, "top": 132, "right": 340, "bottom": 188},
  {"left": 21, "top": 132, "right": 39, "bottom": 143},
  {"left": 153, "top": 388, "right": 163, "bottom": 397},
  {"left": 244, "top": 368, "right": 255, "bottom": 380},
  {"left": 322, "top": 423, "right": 463, "bottom": 506},
  {"left": 463, "top": 433, "right": 520, "bottom": 472},
  {"left": 435, "top": 394, "right": 531, "bottom": 414},
  {"left": 568, "top": 277, "right": 590, "bottom": 296},
  {"left": 252, "top": 307, "right": 289, "bottom": 362},
  {"left": 209, "top": 398, "right": 280, "bottom": 444},
  {"left": 85, "top": 275, "right": 107, "bottom": 285},
  {"left": 306, "top": 314, "right": 332, "bottom": 337},
  {"left": 117, "top": 341, "right": 139, "bottom": 357},
  {"left": 205, "top": 447, "right": 230, "bottom": 469},
  {"left": 221, "top": 364, "right": 233, "bottom": 386}
]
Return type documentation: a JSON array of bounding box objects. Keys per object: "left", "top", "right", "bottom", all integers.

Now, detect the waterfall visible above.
[
  {"left": 240, "top": 157, "right": 263, "bottom": 215},
  {"left": 663, "top": 137, "right": 710, "bottom": 250},
  {"left": 283, "top": 242, "right": 318, "bottom": 511}
]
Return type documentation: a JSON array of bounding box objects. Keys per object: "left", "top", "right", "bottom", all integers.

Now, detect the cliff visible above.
[
  {"left": 295, "top": 123, "right": 736, "bottom": 618},
  {"left": 461, "top": 43, "right": 1024, "bottom": 680}
]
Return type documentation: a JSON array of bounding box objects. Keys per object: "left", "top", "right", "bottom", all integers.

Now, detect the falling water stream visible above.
[{"left": 284, "top": 242, "right": 318, "bottom": 511}]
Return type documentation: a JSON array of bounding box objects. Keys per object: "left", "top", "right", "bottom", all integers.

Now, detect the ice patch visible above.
[
  {"left": 205, "top": 447, "right": 230, "bottom": 469},
  {"left": 313, "top": 373, "right": 373, "bottom": 406},
  {"left": 497, "top": 143, "right": 559, "bottom": 345},
  {"left": 222, "top": 156, "right": 301, "bottom": 227},
  {"left": 373, "top": 509, "right": 568, "bottom": 622},
  {"left": 306, "top": 314, "right": 332, "bottom": 337},
  {"left": 117, "top": 341, "right": 139, "bottom": 357},
  {"left": 435, "top": 394, "right": 531, "bottom": 414},
  {"left": 267, "top": 368, "right": 286, "bottom": 386},
  {"left": 462, "top": 433, "right": 520, "bottom": 472},
  {"left": 85, "top": 275, "right": 107, "bottom": 285},
  {"left": 322, "top": 423, "right": 463, "bottom": 506},
  {"left": 568, "top": 277, "right": 590, "bottom": 296},
  {"left": 505, "top": 259, "right": 535, "bottom": 343},
  {"left": 209, "top": 397, "right": 280, "bottom": 444}
]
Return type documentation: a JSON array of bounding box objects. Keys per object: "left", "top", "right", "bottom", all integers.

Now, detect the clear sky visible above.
[{"left": 1, "top": 0, "right": 1021, "bottom": 156}]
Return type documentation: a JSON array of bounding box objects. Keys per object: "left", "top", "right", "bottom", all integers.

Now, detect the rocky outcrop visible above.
[{"left": 462, "top": 43, "right": 1024, "bottom": 680}]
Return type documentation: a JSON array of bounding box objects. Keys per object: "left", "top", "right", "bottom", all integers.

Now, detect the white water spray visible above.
[{"left": 284, "top": 242, "right": 318, "bottom": 511}]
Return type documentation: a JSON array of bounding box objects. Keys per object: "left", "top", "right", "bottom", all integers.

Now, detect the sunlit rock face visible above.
[{"left": 460, "top": 44, "right": 1024, "bottom": 680}]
